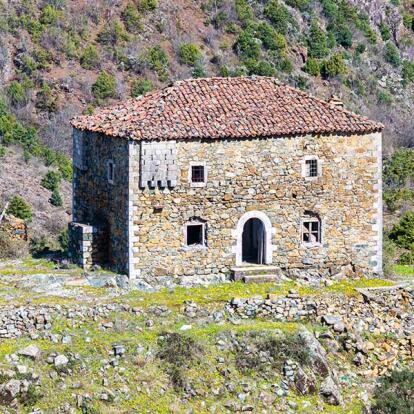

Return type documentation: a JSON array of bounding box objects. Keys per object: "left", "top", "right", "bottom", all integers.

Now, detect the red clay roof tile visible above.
[{"left": 71, "top": 76, "right": 383, "bottom": 140}]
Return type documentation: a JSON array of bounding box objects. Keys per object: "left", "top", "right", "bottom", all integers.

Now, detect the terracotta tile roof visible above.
[{"left": 71, "top": 77, "right": 383, "bottom": 140}]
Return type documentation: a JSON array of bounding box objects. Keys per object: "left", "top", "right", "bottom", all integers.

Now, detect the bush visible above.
[
  {"left": 122, "top": 3, "right": 143, "bottom": 33},
  {"left": 92, "top": 71, "right": 117, "bottom": 101},
  {"left": 58, "top": 228, "right": 69, "bottom": 252},
  {"left": 382, "top": 238, "right": 397, "bottom": 277},
  {"left": 0, "top": 230, "right": 28, "bottom": 259},
  {"left": 388, "top": 212, "right": 414, "bottom": 250},
  {"left": 145, "top": 45, "right": 169, "bottom": 78},
  {"left": 131, "top": 78, "right": 153, "bottom": 97},
  {"left": 50, "top": 188, "right": 63, "bottom": 207},
  {"left": 40, "top": 5, "right": 61, "bottom": 25},
  {"left": 379, "top": 23, "right": 391, "bottom": 41},
  {"left": 256, "top": 22, "right": 286, "bottom": 51},
  {"left": 234, "top": 27, "right": 261, "bottom": 60},
  {"left": 264, "top": 0, "right": 292, "bottom": 35},
  {"left": 0, "top": 145, "right": 6, "bottom": 157},
  {"left": 320, "top": 53, "right": 347, "bottom": 78},
  {"left": 235, "top": 0, "right": 253, "bottom": 24},
  {"left": 41, "top": 170, "right": 61, "bottom": 191},
  {"left": 137, "top": 0, "right": 157, "bottom": 12},
  {"left": 372, "top": 369, "right": 414, "bottom": 414},
  {"left": 378, "top": 90, "right": 392, "bottom": 104},
  {"left": 251, "top": 60, "right": 276, "bottom": 76},
  {"left": 402, "top": 60, "right": 414, "bottom": 85},
  {"left": 35, "top": 82, "right": 58, "bottom": 113},
  {"left": 285, "top": 0, "right": 310, "bottom": 11},
  {"left": 7, "top": 81, "right": 28, "bottom": 106},
  {"left": 385, "top": 41, "right": 400, "bottom": 66},
  {"left": 333, "top": 24, "right": 353, "bottom": 48},
  {"left": 192, "top": 62, "right": 206, "bottom": 78},
  {"left": 157, "top": 332, "right": 203, "bottom": 390},
  {"left": 308, "top": 21, "right": 329, "bottom": 58},
  {"left": 97, "top": 20, "right": 129, "bottom": 46},
  {"left": 179, "top": 43, "right": 202, "bottom": 66},
  {"left": 7, "top": 196, "right": 32, "bottom": 222},
  {"left": 399, "top": 251, "right": 414, "bottom": 265},
  {"left": 80, "top": 45, "right": 100, "bottom": 69},
  {"left": 303, "top": 58, "right": 320, "bottom": 76}
]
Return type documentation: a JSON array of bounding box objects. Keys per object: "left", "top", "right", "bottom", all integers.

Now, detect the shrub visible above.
[
  {"left": 235, "top": 0, "right": 253, "bottom": 24},
  {"left": 388, "top": 212, "right": 414, "bottom": 250},
  {"left": 303, "top": 58, "right": 320, "bottom": 76},
  {"left": 321, "top": 53, "right": 347, "bottom": 78},
  {"left": 7, "top": 196, "right": 32, "bottom": 222},
  {"left": 179, "top": 43, "right": 202, "bottom": 66},
  {"left": 285, "top": 0, "right": 310, "bottom": 11},
  {"left": 264, "top": 0, "right": 292, "bottom": 35},
  {"left": 35, "top": 82, "right": 58, "bottom": 113},
  {"left": 58, "top": 228, "right": 69, "bottom": 252},
  {"left": 402, "top": 11, "right": 413, "bottom": 30},
  {"left": 97, "top": 20, "right": 129, "bottom": 46},
  {"left": 308, "top": 21, "right": 329, "bottom": 58},
  {"left": 399, "top": 251, "right": 414, "bottom": 265},
  {"left": 157, "top": 332, "right": 203, "bottom": 390},
  {"left": 80, "top": 45, "right": 100, "bottom": 69},
  {"left": 402, "top": 60, "right": 414, "bottom": 85},
  {"left": 50, "top": 188, "right": 63, "bottom": 207},
  {"left": 234, "top": 27, "right": 261, "bottom": 60},
  {"left": 92, "top": 71, "right": 117, "bottom": 101},
  {"left": 137, "top": 0, "right": 157, "bottom": 12},
  {"left": 40, "top": 5, "right": 61, "bottom": 25},
  {"left": 7, "top": 81, "right": 28, "bottom": 106},
  {"left": 122, "top": 3, "right": 143, "bottom": 33},
  {"left": 385, "top": 41, "right": 401, "bottom": 66},
  {"left": 0, "top": 230, "right": 28, "bottom": 259},
  {"left": 377, "top": 90, "right": 392, "bottom": 104},
  {"left": 251, "top": 60, "right": 276, "bottom": 76},
  {"left": 131, "top": 78, "right": 153, "bottom": 97},
  {"left": 379, "top": 23, "right": 391, "bottom": 41},
  {"left": 382, "top": 238, "right": 397, "bottom": 277},
  {"left": 145, "top": 45, "right": 169, "bottom": 78},
  {"left": 192, "top": 62, "right": 206, "bottom": 78},
  {"left": 333, "top": 24, "right": 353, "bottom": 48},
  {"left": 256, "top": 22, "right": 286, "bottom": 51},
  {"left": 0, "top": 145, "right": 6, "bottom": 157},
  {"left": 41, "top": 170, "right": 61, "bottom": 191},
  {"left": 372, "top": 369, "right": 414, "bottom": 414}
]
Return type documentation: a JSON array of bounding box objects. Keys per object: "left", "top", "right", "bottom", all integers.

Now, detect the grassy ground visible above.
[{"left": 393, "top": 264, "right": 414, "bottom": 276}]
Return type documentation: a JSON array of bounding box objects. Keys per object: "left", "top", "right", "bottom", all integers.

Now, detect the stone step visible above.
[
  {"left": 243, "top": 274, "right": 281, "bottom": 284},
  {"left": 232, "top": 265, "right": 282, "bottom": 281}
]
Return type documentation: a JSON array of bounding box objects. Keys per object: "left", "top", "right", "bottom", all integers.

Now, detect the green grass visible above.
[{"left": 393, "top": 264, "right": 414, "bottom": 276}]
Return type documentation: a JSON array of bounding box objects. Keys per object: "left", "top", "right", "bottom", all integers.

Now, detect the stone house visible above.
[{"left": 69, "top": 76, "right": 383, "bottom": 282}]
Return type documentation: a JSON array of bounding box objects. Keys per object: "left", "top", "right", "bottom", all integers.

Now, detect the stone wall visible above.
[
  {"left": 129, "top": 132, "right": 382, "bottom": 279},
  {"left": 71, "top": 130, "right": 130, "bottom": 273}
]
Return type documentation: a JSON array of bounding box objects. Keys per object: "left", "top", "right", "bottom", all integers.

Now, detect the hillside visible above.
[{"left": 0, "top": 0, "right": 413, "bottom": 240}]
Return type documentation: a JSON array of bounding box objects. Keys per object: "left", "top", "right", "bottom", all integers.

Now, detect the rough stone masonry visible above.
[{"left": 69, "top": 77, "right": 383, "bottom": 281}]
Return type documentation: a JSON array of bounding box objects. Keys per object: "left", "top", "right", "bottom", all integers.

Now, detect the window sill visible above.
[
  {"left": 304, "top": 176, "right": 320, "bottom": 181},
  {"left": 182, "top": 244, "right": 207, "bottom": 251},
  {"left": 302, "top": 242, "right": 322, "bottom": 248},
  {"left": 190, "top": 182, "right": 207, "bottom": 188}
]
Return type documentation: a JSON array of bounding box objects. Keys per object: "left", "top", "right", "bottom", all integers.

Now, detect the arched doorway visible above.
[
  {"left": 233, "top": 211, "right": 274, "bottom": 266},
  {"left": 242, "top": 218, "right": 266, "bottom": 264}
]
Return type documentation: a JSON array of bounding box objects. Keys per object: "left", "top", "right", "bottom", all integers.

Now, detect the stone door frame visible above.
[{"left": 232, "top": 211, "right": 275, "bottom": 266}]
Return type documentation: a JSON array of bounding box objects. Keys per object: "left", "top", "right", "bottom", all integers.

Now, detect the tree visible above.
[
  {"left": 131, "top": 78, "right": 153, "bottom": 97},
  {"left": 92, "top": 71, "right": 117, "bottom": 101},
  {"left": 7, "top": 196, "right": 32, "bottom": 222},
  {"left": 308, "top": 21, "right": 329, "bottom": 58},
  {"left": 385, "top": 41, "right": 401, "bottom": 67},
  {"left": 41, "top": 170, "right": 61, "bottom": 191},
  {"left": 80, "top": 45, "right": 100, "bottom": 69},
  {"left": 50, "top": 188, "right": 63, "bottom": 207},
  {"left": 179, "top": 43, "right": 202, "bottom": 66},
  {"left": 122, "top": 3, "right": 143, "bottom": 33},
  {"left": 303, "top": 58, "right": 320, "bottom": 76},
  {"left": 388, "top": 212, "right": 414, "bottom": 250},
  {"left": 264, "top": 0, "right": 292, "bottom": 35},
  {"left": 321, "top": 53, "right": 347, "bottom": 78}
]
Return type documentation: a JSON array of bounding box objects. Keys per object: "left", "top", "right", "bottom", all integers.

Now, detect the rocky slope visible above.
[{"left": 0, "top": 0, "right": 414, "bottom": 237}]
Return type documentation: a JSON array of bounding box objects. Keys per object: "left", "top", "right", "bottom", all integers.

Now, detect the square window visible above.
[
  {"left": 305, "top": 159, "right": 318, "bottom": 177},
  {"left": 191, "top": 165, "right": 205, "bottom": 183},
  {"left": 302, "top": 219, "right": 321, "bottom": 244},
  {"left": 186, "top": 224, "right": 204, "bottom": 246},
  {"left": 107, "top": 161, "right": 114, "bottom": 183}
]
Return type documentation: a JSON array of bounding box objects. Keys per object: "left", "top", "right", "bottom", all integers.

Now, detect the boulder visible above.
[
  {"left": 54, "top": 354, "right": 69, "bottom": 368},
  {"left": 319, "top": 376, "right": 343, "bottom": 406},
  {"left": 17, "top": 345, "right": 41, "bottom": 360},
  {"left": 0, "top": 379, "right": 21, "bottom": 404},
  {"left": 295, "top": 368, "right": 316, "bottom": 395}
]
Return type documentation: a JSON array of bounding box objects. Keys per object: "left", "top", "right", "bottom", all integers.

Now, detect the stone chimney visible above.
[{"left": 328, "top": 95, "right": 344, "bottom": 108}]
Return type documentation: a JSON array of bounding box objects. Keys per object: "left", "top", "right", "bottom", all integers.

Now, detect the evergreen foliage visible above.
[{"left": 7, "top": 195, "right": 32, "bottom": 222}]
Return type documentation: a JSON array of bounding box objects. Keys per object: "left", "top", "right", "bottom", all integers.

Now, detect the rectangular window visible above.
[
  {"left": 107, "top": 161, "right": 114, "bottom": 183},
  {"left": 302, "top": 219, "right": 321, "bottom": 244},
  {"left": 306, "top": 159, "right": 318, "bottom": 177},
  {"left": 191, "top": 165, "right": 205, "bottom": 183},
  {"left": 186, "top": 224, "right": 204, "bottom": 246}
]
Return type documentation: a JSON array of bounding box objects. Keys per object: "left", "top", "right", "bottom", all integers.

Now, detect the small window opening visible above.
[
  {"left": 305, "top": 159, "right": 318, "bottom": 177},
  {"left": 302, "top": 216, "right": 321, "bottom": 244},
  {"left": 191, "top": 165, "right": 205, "bottom": 183},
  {"left": 107, "top": 161, "right": 114, "bottom": 183},
  {"left": 186, "top": 224, "right": 204, "bottom": 246}
]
